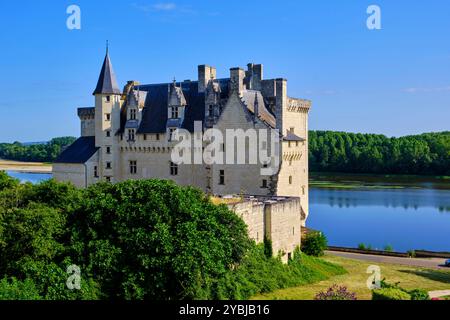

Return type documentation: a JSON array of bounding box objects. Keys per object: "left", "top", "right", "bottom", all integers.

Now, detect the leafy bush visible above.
[
  {"left": 372, "top": 288, "right": 411, "bottom": 300},
  {"left": 302, "top": 232, "right": 327, "bottom": 257},
  {"left": 408, "top": 289, "right": 430, "bottom": 300},
  {"left": 315, "top": 284, "right": 357, "bottom": 300},
  {"left": 214, "top": 247, "right": 346, "bottom": 300},
  {"left": 0, "top": 178, "right": 347, "bottom": 300},
  {"left": 0, "top": 277, "right": 41, "bottom": 300},
  {"left": 358, "top": 243, "right": 366, "bottom": 250},
  {"left": 407, "top": 250, "right": 416, "bottom": 258},
  {"left": 384, "top": 245, "right": 394, "bottom": 252}
]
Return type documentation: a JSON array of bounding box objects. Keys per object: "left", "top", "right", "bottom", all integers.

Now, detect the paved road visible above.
[{"left": 326, "top": 251, "right": 450, "bottom": 270}]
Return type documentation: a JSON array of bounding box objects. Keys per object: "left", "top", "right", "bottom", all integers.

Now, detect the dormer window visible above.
[
  {"left": 171, "top": 107, "right": 179, "bottom": 119},
  {"left": 130, "top": 109, "right": 137, "bottom": 120},
  {"left": 128, "top": 129, "right": 135, "bottom": 142},
  {"left": 168, "top": 128, "right": 176, "bottom": 141}
]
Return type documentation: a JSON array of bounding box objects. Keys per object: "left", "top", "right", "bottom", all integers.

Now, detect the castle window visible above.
[
  {"left": 171, "top": 107, "right": 179, "bottom": 119},
  {"left": 106, "top": 130, "right": 111, "bottom": 137},
  {"left": 105, "top": 113, "right": 111, "bottom": 121},
  {"left": 219, "top": 170, "right": 225, "bottom": 185},
  {"left": 130, "top": 109, "right": 137, "bottom": 120},
  {"left": 105, "top": 176, "right": 111, "bottom": 182},
  {"left": 143, "top": 134, "right": 147, "bottom": 141},
  {"left": 156, "top": 134, "right": 160, "bottom": 141},
  {"left": 296, "top": 141, "right": 299, "bottom": 147},
  {"left": 289, "top": 176, "right": 293, "bottom": 185},
  {"left": 302, "top": 185, "right": 306, "bottom": 195},
  {"left": 128, "top": 129, "right": 135, "bottom": 142},
  {"left": 263, "top": 163, "right": 268, "bottom": 168},
  {"left": 94, "top": 166, "right": 99, "bottom": 178},
  {"left": 129, "top": 161, "right": 137, "bottom": 175},
  {"left": 106, "top": 146, "right": 111, "bottom": 154},
  {"left": 168, "top": 128, "right": 176, "bottom": 141},
  {"left": 208, "top": 105, "right": 214, "bottom": 117},
  {"left": 106, "top": 162, "right": 112, "bottom": 170},
  {"left": 290, "top": 127, "right": 295, "bottom": 134},
  {"left": 220, "top": 143, "right": 225, "bottom": 152},
  {"left": 261, "top": 179, "right": 268, "bottom": 189},
  {"left": 288, "top": 141, "right": 291, "bottom": 148},
  {"left": 106, "top": 96, "right": 111, "bottom": 103},
  {"left": 170, "top": 162, "right": 178, "bottom": 176}
]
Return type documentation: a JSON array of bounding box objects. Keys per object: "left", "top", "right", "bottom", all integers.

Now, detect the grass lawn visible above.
[{"left": 251, "top": 254, "right": 450, "bottom": 300}]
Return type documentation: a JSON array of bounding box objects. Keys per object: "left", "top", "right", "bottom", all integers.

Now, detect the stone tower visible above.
[{"left": 93, "top": 49, "right": 122, "bottom": 182}]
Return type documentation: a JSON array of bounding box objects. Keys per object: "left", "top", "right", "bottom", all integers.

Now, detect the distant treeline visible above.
[
  {"left": 309, "top": 131, "right": 450, "bottom": 176},
  {"left": 0, "top": 137, "right": 76, "bottom": 163}
]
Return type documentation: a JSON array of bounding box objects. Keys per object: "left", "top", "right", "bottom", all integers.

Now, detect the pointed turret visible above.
[{"left": 93, "top": 49, "right": 121, "bottom": 95}]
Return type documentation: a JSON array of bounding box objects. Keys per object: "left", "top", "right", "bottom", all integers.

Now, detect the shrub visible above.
[
  {"left": 301, "top": 232, "right": 327, "bottom": 257},
  {"left": 358, "top": 243, "right": 366, "bottom": 250},
  {"left": 372, "top": 288, "right": 411, "bottom": 300},
  {"left": 384, "top": 245, "right": 394, "bottom": 252},
  {"left": 0, "top": 277, "right": 41, "bottom": 300},
  {"left": 407, "top": 250, "right": 416, "bottom": 258},
  {"left": 315, "top": 284, "right": 357, "bottom": 300},
  {"left": 409, "top": 289, "right": 430, "bottom": 300}
]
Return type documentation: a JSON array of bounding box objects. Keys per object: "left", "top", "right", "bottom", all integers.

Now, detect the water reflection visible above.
[
  {"left": 309, "top": 187, "right": 450, "bottom": 251},
  {"left": 311, "top": 188, "right": 450, "bottom": 212}
]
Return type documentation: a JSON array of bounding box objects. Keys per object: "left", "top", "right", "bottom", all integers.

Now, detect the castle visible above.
[{"left": 53, "top": 50, "right": 311, "bottom": 261}]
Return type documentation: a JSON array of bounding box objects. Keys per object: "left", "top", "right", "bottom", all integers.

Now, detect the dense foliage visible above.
[
  {"left": 314, "top": 284, "right": 357, "bottom": 300},
  {"left": 0, "top": 173, "right": 344, "bottom": 300},
  {"left": 0, "top": 137, "right": 76, "bottom": 162},
  {"left": 372, "top": 279, "right": 430, "bottom": 301},
  {"left": 301, "top": 232, "right": 328, "bottom": 257},
  {"left": 309, "top": 131, "right": 450, "bottom": 175},
  {"left": 372, "top": 287, "right": 411, "bottom": 300}
]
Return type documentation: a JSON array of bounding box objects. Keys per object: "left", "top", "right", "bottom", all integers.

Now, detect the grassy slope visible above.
[{"left": 252, "top": 254, "right": 450, "bottom": 300}]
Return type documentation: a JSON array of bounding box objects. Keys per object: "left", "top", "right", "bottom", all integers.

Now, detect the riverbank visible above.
[
  {"left": 252, "top": 254, "right": 450, "bottom": 300},
  {"left": 310, "top": 172, "right": 450, "bottom": 190},
  {"left": 0, "top": 159, "right": 52, "bottom": 173}
]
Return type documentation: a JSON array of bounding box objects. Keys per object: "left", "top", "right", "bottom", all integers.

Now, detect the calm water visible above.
[
  {"left": 6, "top": 171, "right": 450, "bottom": 252},
  {"left": 6, "top": 171, "right": 52, "bottom": 184},
  {"left": 308, "top": 188, "right": 450, "bottom": 252}
]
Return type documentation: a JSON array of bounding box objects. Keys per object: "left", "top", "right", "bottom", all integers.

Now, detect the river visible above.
[{"left": 5, "top": 171, "right": 450, "bottom": 252}]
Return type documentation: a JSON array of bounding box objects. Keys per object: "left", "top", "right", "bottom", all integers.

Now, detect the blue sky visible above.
[{"left": 0, "top": 0, "right": 449, "bottom": 142}]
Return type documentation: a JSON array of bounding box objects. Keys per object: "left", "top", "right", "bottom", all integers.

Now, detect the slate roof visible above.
[
  {"left": 54, "top": 136, "right": 99, "bottom": 164},
  {"left": 93, "top": 53, "right": 121, "bottom": 95},
  {"left": 133, "top": 79, "right": 277, "bottom": 134},
  {"left": 283, "top": 132, "right": 305, "bottom": 142},
  {"left": 241, "top": 90, "right": 276, "bottom": 128},
  {"left": 136, "top": 81, "right": 208, "bottom": 134}
]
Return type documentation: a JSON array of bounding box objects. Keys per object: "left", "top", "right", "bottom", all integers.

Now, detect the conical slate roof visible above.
[{"left": 93, "top": 52, "right": 121, "bottom": 95}]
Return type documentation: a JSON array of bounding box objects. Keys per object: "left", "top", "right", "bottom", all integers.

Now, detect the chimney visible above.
[
  {"left": 198, "top": 65, "right": 216, "bottom": 93},
  {"left": 275, "top": 78, "right": 287, "bottom": 133},
  {"left": 230, "top": 67, "right": 245, "bottom": 93},
  {"left": 247, "top": 63, "right": 263, "bottom": 90}
]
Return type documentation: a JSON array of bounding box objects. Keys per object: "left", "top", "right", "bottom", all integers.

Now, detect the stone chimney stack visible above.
[
  {"left": 198, "top": 65, "right": 217, "bottom": 93},
  {"left": 275, "top": 78, "right": 287, "bottom": 134},
  {"left": 230, "top": 67, "right": 245, "bottom": 93},
  {"left": 247, "top": 63, "right": 263, "bottom": 90}
]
